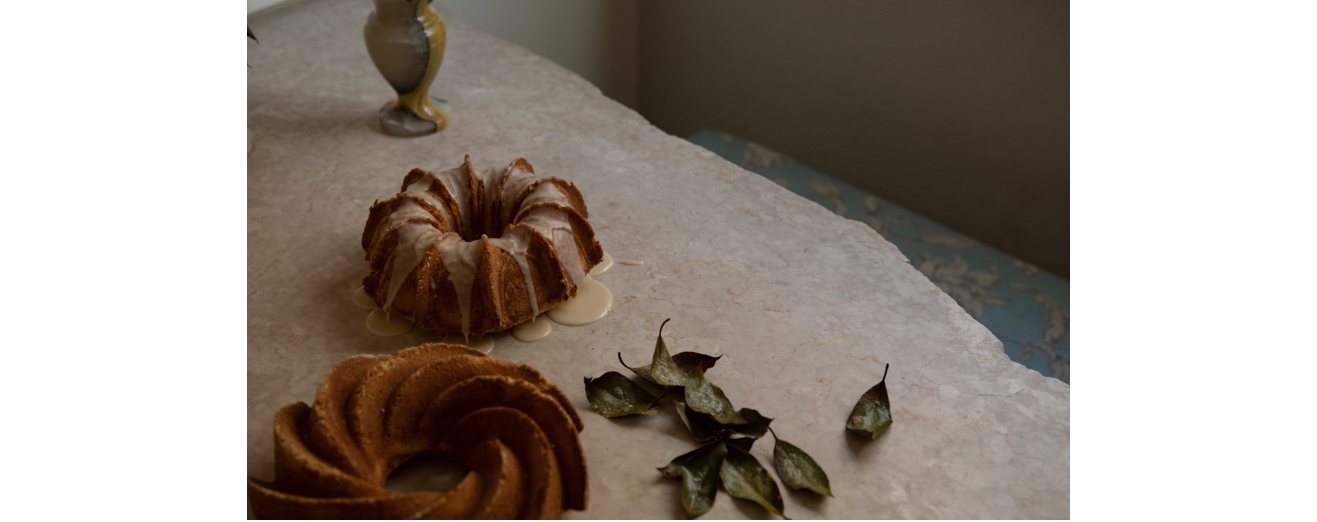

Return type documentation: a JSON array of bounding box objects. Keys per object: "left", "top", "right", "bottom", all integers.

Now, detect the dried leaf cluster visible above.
[{"left": 584, "top": 319, "right": 835, "bottom": 518}]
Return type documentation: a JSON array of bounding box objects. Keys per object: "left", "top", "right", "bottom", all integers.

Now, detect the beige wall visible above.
[
  {"left": 437, "top": 0, "right": 639, "bottom": 108},
  {"left": 638, "top": 0, "right": 1069, "bottom": 278}
]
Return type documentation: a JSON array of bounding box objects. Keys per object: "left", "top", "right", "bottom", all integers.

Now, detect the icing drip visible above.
[
  {"left": 367, "top": 309, "right": 413, "bottom": 336},
  {"left": 552, "top": 226, "right": 586, "bottom": 286},
  {"left": 519, "top": 180, "right": 571, "bottom": 209},
  {"left": 385, "top": 223, "right": 444, "bottom": 310},
  {"left": 437, "top": 233, "right": 483, "bottom": 338},
  {"left": 432, "top": 163, "right": 472, "bottom": 238},
  {"left": 353, "top": 286, "right": 378, "bottom": 309},
  {"left": 512, "top": 315, "right": 552, "bottom": 343},
  {"left": 588, "top": 251, "right": 614, "bottom": 277},
  {"left": 372, "top": 197, "right": 439, "bottom": 247},
  {"left": 487, "top": 226, "right": 539, "bottom": 317},
  {"left": 500, "top": 168, "right": 538, "bottom": 223},
  {"left": 545, "top": 276, "right": 611, "bottom": 326},
  {"left": 518, "top": 208, "right": 585, "bottom": 286},
  {"left": 402, "top": 174, "right": 455, "bottom": 232}
]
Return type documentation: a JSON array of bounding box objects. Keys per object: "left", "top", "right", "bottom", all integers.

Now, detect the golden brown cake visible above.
[
  {"left": 361, "top": 156, "right": 604, "bottom": 338},
  {"left": 247, "top": 343, "right": 588, "bottom": 519}
]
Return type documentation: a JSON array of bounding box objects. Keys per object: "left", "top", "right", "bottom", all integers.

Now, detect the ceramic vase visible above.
[{"left": 364, "top": 0, "right": 451, "bottom": 137}]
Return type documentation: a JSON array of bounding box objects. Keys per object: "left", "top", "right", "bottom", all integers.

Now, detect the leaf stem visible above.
[
  {"left": 880, "top": 363, "right": 889, "bottom": 383},
  {"left": 617, "top": 352, "right": 634, "bottom": 370},
  {"left": 659, "top": 317, "right": 671, "bottom": 338},
  {"left": 768, "top": 426, "right": 778, "bottom": 443}
]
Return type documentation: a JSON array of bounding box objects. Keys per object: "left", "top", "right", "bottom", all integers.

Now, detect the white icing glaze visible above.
[
  {"left": 353, "top": 286, "right": 378, "bottom": 309},
  {"left": 499, "top": 166, "right": 538, "bottom": 222},
  {"left": 545, "top": 276, "right": 612, "bottom": 326},
  {"left": 487, "top": 226, "right": 539, "bottom": 317},
  {"left": 367, "top": 309, "right": 413, "bottom": 336},
  {"left": 371, "top": 197, "right": 439, "bottom": 247},
  {"left": 554, "top": 227, "right": 586, "bottom": 286},
  {"left": 402, "top": 174, "right": 455, "bottom": 232},
  {"left": 588, "top": 251, "right": 614, "bottom": 277},
  {"left": 519, "top": 179, "right": 572, "bottom": 210},
  {"left": 619, "top": 259, "right": 642, "bottom": 266},
  {"left": 512, "top": 315, "right": 552, "bottom": 343},
  {"left": 517, "top": 207, "right": 586, "bottom": 286},
  {"left": 384, "top": 224, "right": 444, "bottom": 310},
  {"left": 432, "top": 161, "right": 473, "bottom": 237},
  {"left": 436, "top": 233, "right": 483, "bottom": 337}
]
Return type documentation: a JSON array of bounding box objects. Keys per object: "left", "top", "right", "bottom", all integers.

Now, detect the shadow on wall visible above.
[{"left": 638, "top": 0, "right": 1069, "bottom": 279}]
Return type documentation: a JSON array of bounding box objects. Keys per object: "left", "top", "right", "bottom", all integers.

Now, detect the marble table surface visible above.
[{"left": 246, "top": 0, "right": 1070, "bottom": 518}]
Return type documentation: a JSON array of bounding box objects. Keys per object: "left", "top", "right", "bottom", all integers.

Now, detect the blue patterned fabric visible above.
[{"left": 686, "top": 130, "right": 1070, "bottom": 383}]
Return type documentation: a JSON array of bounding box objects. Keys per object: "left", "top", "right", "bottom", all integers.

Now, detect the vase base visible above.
[{"left": 379, "top": 97, "right": 451, "bottom": 137}]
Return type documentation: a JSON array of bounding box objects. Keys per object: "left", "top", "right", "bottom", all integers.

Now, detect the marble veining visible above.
[{"left": 247, "top": 0, "right": 1068, "bottom": 518}]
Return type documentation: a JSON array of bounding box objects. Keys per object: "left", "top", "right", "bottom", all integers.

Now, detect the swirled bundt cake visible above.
[
  {"left": 361, "top": 156, "right": 604, "bottom": 338},
  {"left": 247, "top": 343, "right": 588, "bottom": 519}
]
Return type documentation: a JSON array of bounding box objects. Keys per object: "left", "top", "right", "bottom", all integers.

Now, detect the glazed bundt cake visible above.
[
  {"left": 361, "top": 156, "right": 604, "bottom": 338},
  {"left": 247, "top": 343, "right": 588, "bottom": 519}
]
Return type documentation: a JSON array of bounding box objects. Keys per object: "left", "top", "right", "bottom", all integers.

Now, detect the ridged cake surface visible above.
[
  {"left": 361, "top": 156, "right": 604, "bottom": 338},
  {"left": 247, "top": 343, "right": 588, "bottom": 519}
]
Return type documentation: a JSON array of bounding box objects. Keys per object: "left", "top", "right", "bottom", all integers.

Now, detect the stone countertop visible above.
[{"left": 246, "top": 0, "right": 1069, "bottom": 518}]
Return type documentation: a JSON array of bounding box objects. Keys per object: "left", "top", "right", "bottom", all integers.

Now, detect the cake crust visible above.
[{"left": 247, "top": 343, "right": 588, "bottom": 519}]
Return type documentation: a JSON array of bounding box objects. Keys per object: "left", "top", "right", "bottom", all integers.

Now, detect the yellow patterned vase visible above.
[{"left": 364, "top": 0, "right": 451, "bottom": 137}]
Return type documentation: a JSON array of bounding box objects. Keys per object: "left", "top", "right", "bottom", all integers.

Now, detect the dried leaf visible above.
[
  {"left": 673, "top": 395, "right": 772, "bottom": 442},
  {"left": 726, "top": 437, "right": 756, "bottom": 452},
  {"left": 658, "top": 441, "right": 728, "bottom": 517},
  {"left": 247, "top": 26, "right": 258, "bottom": 43},
  {"left": 584, "top": 372, "right": 661, "bottom": 418},
  {"left": 684, "top": 368, "right": 737, "bottom": 424},
  {"left": 673, "top": 395, "right": 721, "bottom": 442},
  {"left": 771, "top": 428, "right": 832, "bottom": 496},
  {"left": 619, "top": 351, "right": 721, "bottom": 384},
  {"left": 619, "top": 352, "right": 655, "bottom": 381},
  {"left": 846, "top": 364, "right": 893, "bottom": 439},
  {"left": 720, "top": 441, "right": 785, "bottom": 516},
  {"left": 727, "top": 408, "right": 773, "bottom": 438},
  {"left": 658, "top": 443, "right": 701, "bottom": 478},
  {"left": 649, "top": 319, "right": 688, "bottom": 386},
  {"left": 678, "top": 352, "right": 722, "bottom": 374}
]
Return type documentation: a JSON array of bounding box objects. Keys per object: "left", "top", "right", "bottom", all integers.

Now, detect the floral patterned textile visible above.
[{"left": 686, "top": 130, "right": 1070, "bottom": 383}]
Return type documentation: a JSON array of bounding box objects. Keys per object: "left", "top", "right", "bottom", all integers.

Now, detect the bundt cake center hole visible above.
[{"left": 384, "top": 455, "right": 467, "bottom": 494}]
